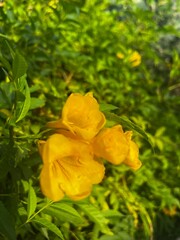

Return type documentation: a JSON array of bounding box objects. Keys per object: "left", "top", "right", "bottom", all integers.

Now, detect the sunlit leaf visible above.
[
  {"left": 155, "top": 127, "right": 166, "bottom": 137},
  {"left": 39, "top": 202, "right": 83, "bottom": 225},
  {"left": 27, "top": 184, "right": 37, "bottom": 220},
  {"left": 100, "top": 103, "right": 118, "bottom": 112},
  {"left": 0, "top": 33, "right": 9, "bottom": 39},
  {"left": 76, "top": 201, "right": 112, "bottom": 235}
]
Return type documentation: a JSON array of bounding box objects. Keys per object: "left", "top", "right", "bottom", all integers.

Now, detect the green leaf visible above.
[
  {"left": 155, "top": 127, "right": 166, "bottom": 137},
  {"left": 30, "top": 97, "right": 45, "bottom": 110},
  {"left": 100, "top": 103, "right": 118, "bottom": 112},
  {"left": 0, "top": 144, "right": 14, "bottom": 180},
  {"left": 0, "top": 53, "right": 11, "bottom": 72},
  {"left": 104, "top": 112, "right": 151, "bottom": 144},
  {"left": 15, "top": 75, "right": 31, "bottom": 123},
  {"left": 12, "top": 51, "right": 27, "bottom": 81},
  {"left": 0, "top": 201, "right": 16, "bottom": 240},
  {"left": 4, "top": 40, "right": 15, "bottom": 59},
  {"left": 32, "top": 216, "right": 65, "bottom": 240},
  {"left": 0, "top": 82, "right": 15, "bottom": 108},
  {"left": 27, "top": 184, "right": 37, "bottom": 220},
  {"left": 0, "top": 33, "right": 9, "bottom": 39},
  {"left": 102, "top": 209, "right": 123, "bottom": 218},
  {"left": 39, "top": 202, "right": 83, "bottom": 225},
  {"left": 76, "top": 201, "right": 112, "bottom": 235}
]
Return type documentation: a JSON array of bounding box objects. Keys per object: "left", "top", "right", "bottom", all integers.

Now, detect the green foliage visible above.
[
  {"left": 0, "top": 0, "right": 180, "bottom": 239},
  {"left": 27, "top": 184, "right": 37, "bottom": 220},
  {"left": 0, "top": 201, "right": 16, "bottom": 240},
  {"left": 32, "top": 217, "right": 65, "bottom": 240}
]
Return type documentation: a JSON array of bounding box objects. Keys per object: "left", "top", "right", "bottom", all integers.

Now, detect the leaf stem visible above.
[
  {"left": 91, "top": 223, "right": 100, "bottom": 240},
  {"left": 9, "top": 125, "right": 14, "bottom": 146},
  {"left": 26, "top": 200, "right": 54, "bottom": 223},
  {"left": 18, "top": 200, "right": 54, "bottom": 229}
]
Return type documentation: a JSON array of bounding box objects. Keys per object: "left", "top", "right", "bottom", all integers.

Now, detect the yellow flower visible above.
[
  {"left": 123, "top": 132, "right": 142, "bottom": 170},
  {"left": 92, "top": 125, "right": 142, "bottom": 170},
  {"left": 116, "top": 52, "right": 125, "bottom": 59},
  {"left": 129, "top": 51, "right": 141, "bottom": 67},
  {"left": 38, "top": 134, "right": 105, "bottom": 201},
  {"left": 47, "top": 92, "right": 106, "bottom": 141},
  {"left": 48, "top": 0, "right": 58, "bottom": 8},
  {"left": 92, "top": 125, "right": 130, "bottom": 165},
  {"left": 163, "top": 207, "right": 177, "bottom": 216}
]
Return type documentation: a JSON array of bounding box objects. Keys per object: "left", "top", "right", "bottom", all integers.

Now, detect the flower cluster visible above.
[{"left": 38, "top": 93, "right": 142, "bottom": 201}]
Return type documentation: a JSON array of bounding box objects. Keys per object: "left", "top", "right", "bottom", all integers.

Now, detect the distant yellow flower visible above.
[
  {"left": 92, "top": 125, "right": 141, "bottom": 170},
  {"left": 38, "top": 134, "right": 105, "bottom": 201},
  {"left": 129, "top": 51, "right": 141, "bottom": 67},
  {"left": 116, "top": 52, "right": 125, "bottom": 59},
  {"left": 47, "top": 92, "right": 106, "bottom": 141},
  {"left": 48, "top": 0, "right": 58, "bottom": 8},
  {"left": 163, "top": 207, "right": 177, "bottom": 216}
]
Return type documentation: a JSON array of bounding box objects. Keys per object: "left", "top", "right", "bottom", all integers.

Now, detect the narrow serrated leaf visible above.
[
  {"left": 0, "top": 201, "right": 16, "bottom": 240},
  {"left": 15, "top": 75, "right": 31, "bottom": 123},
  {"left": 30, "top": 97, "right": 45, "bottom": 110},
  {"left": 104, "top": 112, "right": 151, "bottom": 144},
  {"left": 0, "top": 33, "right": 9, "bottom": 39},
  {"left": 76, "top": 201, "right": 112, "bottom": 235},
  {"left": 5, "top": 40, "right": 15, "bottom": 59},
  {"left": 27, "top": 185, "right": 37, "bottom": 220},
  {"left": 0, "top": 53, "right": 11, "bottom": 72},
  {"left": 0, "top": 82, "right": 14, "bottom": 108},
  {"left": 32, "top": 216, "right": 65, "bottom": 240},
  {"left": 103, "top": 209, "right": 123, "bottom": 218},
  {"left": 100, "top": 103, "right": 119, "bottom": 112},
  {"left": 39, "top": 202, "right": 83, "bottom": 225},
  {"left": 155, "top": 127, "right": 166, "bottom": 137},
  {"left": 12, "top": 51, "right": 27, "bottom": 81}
]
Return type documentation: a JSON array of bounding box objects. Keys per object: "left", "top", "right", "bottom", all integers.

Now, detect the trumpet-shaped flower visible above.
[
  {"left": 47, "top": 92, "right": 106, "bottom": 140},
  {"left": 93, "top": 125, "right": 130, "bottom": 165},
  {"left": 38, "top": 134, "right": 105, "bottom": 201},
  {"left": 92, "top": 125, "right": 142, "bottom": 170}
]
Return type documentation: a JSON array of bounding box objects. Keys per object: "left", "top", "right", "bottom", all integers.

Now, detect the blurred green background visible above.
[{"left": 0, "top": 0, "right": 180, "bottom": 239}]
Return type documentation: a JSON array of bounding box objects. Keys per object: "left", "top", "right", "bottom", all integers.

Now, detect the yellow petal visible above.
[
  {"left": 52, "top": 143, "right": 105, "bottom": 198},
  {"left": 46, "top": 119, "right": 66, "bottom": 129},
  {"left": 93, "top": 125, "right": 129, "bottom": 165},
  {"left": 40, "top": 164, "right": 64, "bottom": 201},
  {"left": 38, "top": 140, "right": 46, "bottom": 159},
  {"left": 39, "top": 134, "right": 73, "bottom": 165},
  {"left": 123, "top": 141, "right": 142, "bottom": 170},
  {"left": 68, "top": 189, "right": 91, "bottom": 201},
  {"left": 54, "top": 156, "right": 93, "bottom": 199}
]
